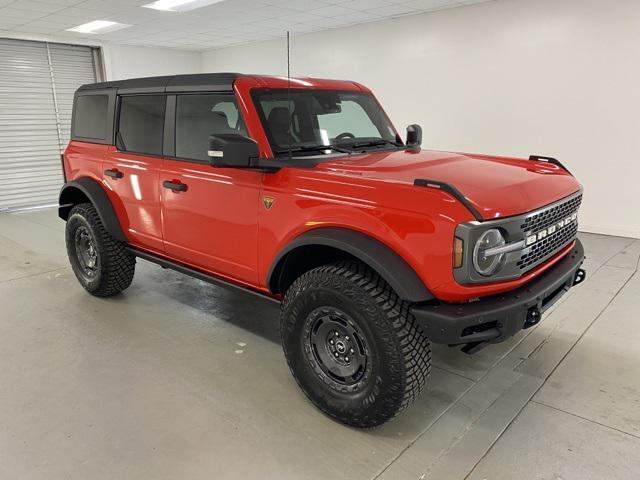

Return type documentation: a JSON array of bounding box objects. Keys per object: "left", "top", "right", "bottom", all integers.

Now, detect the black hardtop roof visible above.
[{"left": 77, "top": 72, "right": 242, "bottom": 94}]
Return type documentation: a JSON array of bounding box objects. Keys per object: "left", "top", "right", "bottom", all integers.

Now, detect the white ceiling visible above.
[{"left": 0, "top": 0, "right": 492, "bottom": 51}]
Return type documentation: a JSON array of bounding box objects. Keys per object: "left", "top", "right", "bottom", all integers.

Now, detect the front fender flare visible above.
[
  {"left": 58, "top": 177, "right": 126, "bottom": 242},
  {"left": 268, "top": 227, "right": 433, "bottom": 303}
]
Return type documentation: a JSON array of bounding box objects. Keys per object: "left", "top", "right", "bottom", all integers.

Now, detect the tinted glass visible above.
[
  {"left": 175, "top": 94, "right": 247, "bottom": 161},
  {"left": 117, "top": 95, "right": 166, "bottom": 155},
  {"left": 317, "top": 100, "right": 379, "bottom": 139},
  {"left": 252, "top": 89, "right": 398, "bottom": 156},
  {"left": 74, "top": 95, "right": 108, "bottom": 139}
]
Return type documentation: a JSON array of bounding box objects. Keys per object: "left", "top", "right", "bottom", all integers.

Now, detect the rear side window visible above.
[
  {"left": 175, "top": 94, "right": 246, "bottom": 161},
  {"left": 74, "top": 95, "right": 108, "bottom": 140},
  {"left": 117, "top": 95, "right": 166, "bottom": 155}
]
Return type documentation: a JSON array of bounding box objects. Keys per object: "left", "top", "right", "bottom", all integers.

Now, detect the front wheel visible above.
[
  {"left": 65, "top": 203, "right": 136, "bottom": 297},
  {"left": 280, "top": 261, "right": 431, "bottom": 427}
]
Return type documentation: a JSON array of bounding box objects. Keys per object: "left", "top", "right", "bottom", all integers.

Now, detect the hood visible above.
[{"left": 315, "top": 149, "right": 581, "bottom": 219}]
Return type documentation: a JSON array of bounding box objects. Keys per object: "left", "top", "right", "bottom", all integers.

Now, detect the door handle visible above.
[
  {"left": 163, "top": 180, "right": 188, "bottom": 192},
  {"left": 104, "top": 168, "right": 123, "bottom": 179}
]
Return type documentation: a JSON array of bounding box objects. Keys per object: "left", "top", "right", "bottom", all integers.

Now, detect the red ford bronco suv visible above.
[{"left": 59, "top": 73, "right": 585, "bottom": 427}]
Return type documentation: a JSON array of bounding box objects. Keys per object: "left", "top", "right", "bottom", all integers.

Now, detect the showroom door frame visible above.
[{"left": 45, "top": 42, "right": 64, "bottom": 159}]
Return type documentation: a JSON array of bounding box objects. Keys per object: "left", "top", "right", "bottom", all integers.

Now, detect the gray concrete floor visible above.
[{"left": 1, "top": 208, "right": 639, "bottom": 480}]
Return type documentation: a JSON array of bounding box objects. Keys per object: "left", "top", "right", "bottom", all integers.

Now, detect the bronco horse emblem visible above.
[{"left": 262, "top": 196, "right": 275, "bottom": 210}]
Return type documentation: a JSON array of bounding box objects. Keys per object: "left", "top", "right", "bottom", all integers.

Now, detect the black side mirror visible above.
[
  {"left": 208, "top": 134, "right": 259, "bottom": 168},
  {"left": 406, "top": 124, "right": 422, "bottom": 149}
]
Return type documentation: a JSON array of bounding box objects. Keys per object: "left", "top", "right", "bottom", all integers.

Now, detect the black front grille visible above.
[
  {"left": 520, "top": 194, "right": 582, "bottom": 234},
  {"left": 517, "top": 193, "right": 582, "bottom": 271},
  {"left": 518, "top": 222, "right": 578, "bottom": 270}
]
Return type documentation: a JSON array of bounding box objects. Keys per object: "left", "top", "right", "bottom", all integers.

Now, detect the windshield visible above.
[{"left": 252, "top": 89, "right": 401, "bottom": 156}]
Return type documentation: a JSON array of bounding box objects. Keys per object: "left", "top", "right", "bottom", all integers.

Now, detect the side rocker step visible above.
[{"left": 128, "top": 247, "right": 279, "bottom": 303}]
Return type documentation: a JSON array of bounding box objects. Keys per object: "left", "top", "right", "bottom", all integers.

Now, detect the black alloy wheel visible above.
[
  {"left": 74, "top": 225, "right": 99, "bottom": 279},
  {"left": 65, "top": 203, "right": 135, "bottom": 297},
  {"left": 281, "top": 261, "right": 431, "bottom": 427},
  {"left": 304, "top": 306, "right": 370, "bottom": 387}
]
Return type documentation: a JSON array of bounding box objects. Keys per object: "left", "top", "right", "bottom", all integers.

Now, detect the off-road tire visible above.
[
  {"left": 65, "top": 202, "right": 135, "bottom": 297},
  {"left": 281, "top": 261, "right": 431, "bottom": 427}
]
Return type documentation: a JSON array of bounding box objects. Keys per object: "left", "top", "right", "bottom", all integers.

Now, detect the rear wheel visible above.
[
  {"left": 280, "top": 261, "right": 431, "bottom": 427},
  {"left": 65, "top": 203, "right": 135, "bottom": 297}
]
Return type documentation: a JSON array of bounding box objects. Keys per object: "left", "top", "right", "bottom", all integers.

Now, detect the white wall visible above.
[
  {"left": 102, "top": 44, "right": 200, "bottom": 80},
  {"left": 200, "top": 0, "right": 640, "bottom": 239}
]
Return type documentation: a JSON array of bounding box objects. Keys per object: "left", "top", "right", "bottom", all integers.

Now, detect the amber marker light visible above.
[{"left": 453, "top": 237, "right": 464, "bottom": 268}]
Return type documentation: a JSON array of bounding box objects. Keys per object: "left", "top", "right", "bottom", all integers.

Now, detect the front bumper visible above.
[{"left": 412, "top": 239, "right": 585, "bottom": 353}]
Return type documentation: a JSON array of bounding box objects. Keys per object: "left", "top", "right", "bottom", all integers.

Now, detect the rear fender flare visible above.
[{"left": 58, "top": 177, "right": 126, "bottom": 242}]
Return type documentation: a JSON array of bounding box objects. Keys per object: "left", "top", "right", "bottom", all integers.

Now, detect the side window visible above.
[
  {"left": 73, "top": 95, "right": 108, "bottom": 140},
  {"left": 117, "top": 95, "right": 166, "bottom": 155},
  {"left": 175, "top": 94, "right": 247, "bottom": 161}
]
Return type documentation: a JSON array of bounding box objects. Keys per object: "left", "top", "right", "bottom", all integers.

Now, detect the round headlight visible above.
[{"left": 473, "top": 229, "right": 506, "bottom": 276}]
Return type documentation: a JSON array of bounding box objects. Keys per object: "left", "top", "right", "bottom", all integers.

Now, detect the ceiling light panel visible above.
[
  {"left": 141, "top": 0, "right": 226, "bottom": 12},
  {"left": 66, "top": 20, "right": 131, "bottom": 34}
]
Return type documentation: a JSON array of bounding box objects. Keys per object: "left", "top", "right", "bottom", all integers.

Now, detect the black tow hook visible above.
[
  {"left": 524, "top": 307, "right": 541, "bottom": 329},
  {"left": 573, "top": 268, "right": 586, "bottom": 286}
]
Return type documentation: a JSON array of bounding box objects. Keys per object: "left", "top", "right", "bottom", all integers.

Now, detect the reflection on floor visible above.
[{"left": 1, "top": 208, "right": 639, "bottom": 480}]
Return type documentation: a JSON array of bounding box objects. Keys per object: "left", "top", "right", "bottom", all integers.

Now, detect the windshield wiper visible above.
[
  {"left": 350, "top": 139, "right": 401, "bottom": 149},
  {"left": 274, "top": 144, "right": 352, "bottom": 155}
]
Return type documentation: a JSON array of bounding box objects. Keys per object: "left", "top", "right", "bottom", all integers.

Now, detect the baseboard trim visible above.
[{"left": 579, "top": 225, "right": 640, "bottom": 240}]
